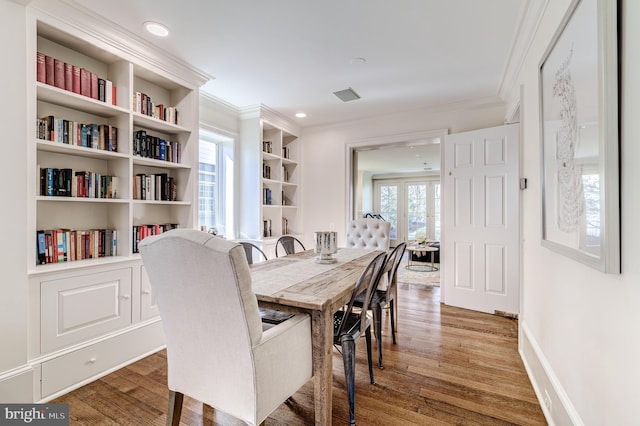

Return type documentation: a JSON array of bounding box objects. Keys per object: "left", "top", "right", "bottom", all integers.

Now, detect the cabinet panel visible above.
[
  {"left": 140, "top": 265, "right": 159, "bottom": 320},
  {"left": 40, "top": 321, "right": 164, "bottom": 398},
  {"left": 41, "top": 268, "right": 132, "bottom": 353}
]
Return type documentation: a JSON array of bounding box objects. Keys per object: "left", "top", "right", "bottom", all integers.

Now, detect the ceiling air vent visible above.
[{"left": 333, "top": 87, "right": 361, "bottom": 102}]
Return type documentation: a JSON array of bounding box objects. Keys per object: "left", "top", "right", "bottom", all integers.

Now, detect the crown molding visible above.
[
  {"left": 239, "top": 104, "right": 301, "bottom": 137},
  {"left": 29, "top": 0, "right": 212, "bottom": 88},
  {"left": 498, "top": 0, "right": 549, "bottom": 106},
  {"left": 200, "top": 91, "right": 240, "bottom": 115}
]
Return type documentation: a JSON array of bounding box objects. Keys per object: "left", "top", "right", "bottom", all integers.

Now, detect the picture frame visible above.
[{"left": 539, "top": 0, "right": 620, "bottom": 273}]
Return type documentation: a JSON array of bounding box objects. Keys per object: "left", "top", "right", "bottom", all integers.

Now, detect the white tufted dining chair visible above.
[
  {"left": 139, "top": 229, "right": 313, "bottom": 426},
  {"left": 344, "top": 218, "right": 391, "bottom": 251}
]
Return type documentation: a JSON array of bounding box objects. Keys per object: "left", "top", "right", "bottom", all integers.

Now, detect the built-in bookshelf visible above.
[
  {"left": 239, "top": 108, "right": 302, "bottom": 257},
  {"left": 24, "top": 6, "right": 204, "bottom": 403},
  {"left": 30, "top": 23, "right": 197, "bottom": 272}
]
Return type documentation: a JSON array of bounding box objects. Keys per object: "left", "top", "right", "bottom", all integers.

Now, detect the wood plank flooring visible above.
[{"left": 52, "top": 283, "right": 546, "bottom": 425}]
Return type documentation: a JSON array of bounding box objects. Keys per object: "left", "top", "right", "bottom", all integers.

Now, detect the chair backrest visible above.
[
  {"left": 345, "top": 218, "right": 391, "bottom": 250},
  {"left": 139, "top": 229, "right": 263, "bottom": 404},
  {"left": 384, "top": 242, "right": 407, "bottom": 296},
  {"left": 335, "top": 251, "right": 387, "bottom": 337},
  {"left": 238, "top": 241, "right": 268, "bottom": 264},
  {"left": 275, "top": 235, "right": 306, "bottom": 257}
]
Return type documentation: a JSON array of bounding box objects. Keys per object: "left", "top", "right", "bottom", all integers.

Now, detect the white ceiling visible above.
[
  {"left": 69, "top": 0, "right": 529, "bottom": 130},
  {"left": 63, "top": 0, "right": 536, "bottom": 174}
]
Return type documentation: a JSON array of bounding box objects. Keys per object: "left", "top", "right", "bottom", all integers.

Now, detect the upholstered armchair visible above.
[
  {"left": 344, "top": 218, "right": 391, "bottom": 251},
  {"left": 139, "top": 229, "right": 313, "bottom": 426}
]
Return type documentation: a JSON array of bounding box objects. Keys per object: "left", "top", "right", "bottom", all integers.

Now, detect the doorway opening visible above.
[{"left": 346, "top": 129, "right": 445, "bottom": 248}]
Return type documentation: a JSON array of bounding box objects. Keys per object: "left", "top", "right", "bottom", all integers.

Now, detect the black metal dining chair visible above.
[
  {"left": 238, "top": 241, "right": 268, "bottom": 264},
  {"left": 353, "top": 242, "right": 406, "bottom": 369},
  {"left": 275, "top": 235, "right": 305, "bottom": 257},
  {"left": 333, "top": 250, "right": 387, "bottom": 426}
]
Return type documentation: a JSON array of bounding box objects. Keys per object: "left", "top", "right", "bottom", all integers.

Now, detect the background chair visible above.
[
  {"left": 333, "top": 251, "right": 386, "bottom": 426},
  {"left": 354, "top": 242, "right": 407, "bottom": 369},
  {"left": 275, "top": 235, "right": 306, "bottom": 257},
  {"left": 238, "top": 241, "right": 268, "bottom": 264},
  {"left": 139, "top": 229, "right": 312, "bottom": 426},
  {"left": 345, "top": 218, "right": 391, "bottom": 251}
]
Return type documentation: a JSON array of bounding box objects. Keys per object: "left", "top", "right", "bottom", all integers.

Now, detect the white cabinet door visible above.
[{"left": 41, "top": 268, "right": 132, "bottom": 353}]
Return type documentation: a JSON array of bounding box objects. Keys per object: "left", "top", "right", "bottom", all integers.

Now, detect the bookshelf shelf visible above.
[
  {"left": 37, "top": 83, "right": 128, "bottom": 117},
  {"left": 36, "top": 140, "right": 129, "bottom": 160},
  {"left": 132, "top": 112, "right": 191, "bottom": 133},
  {"left": 132, "top": 157, "right": 191, "bottom": 169}
]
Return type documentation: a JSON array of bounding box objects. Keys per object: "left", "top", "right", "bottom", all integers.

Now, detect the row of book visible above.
[
  {"left": 282, "top": 146, "right": 291, "bottom": 159},
  {"left": 133, "top": 92, "right": 178, "bottom": 125},
  {"left": 262, "top": 163, "right": 272, "bottom": 179},
  {"left": 37, "top": 115, "right": 118, "bottom": 152},
  {"left": 263, "top": 219, "right": 272, "bottom": 238},
  {"left": 132, "top": 224, "right": 179, "bottom": 253},
  {"left": 263, "top": 187, "right": 273, "bottom": 205},
  {"left": 262, "top": 140, "right": 273, "bottom": 154},
  {"left": 36, "top": 228, "right": 117, "bottom": 265},
  {"left": 133, "top": 173, "right": 177, "bottom": 201},
  {"left": 282, "top": 218, "right": 289, "bottom": 235},
  {"left": 133, "top": 130, "right": 181, "bottom": 163},
  {"left": 40, "top": 168, "right": 118, "bottom": 199},
  {"left": 36, "top": 52, "right": 117, "bottom": 105}
]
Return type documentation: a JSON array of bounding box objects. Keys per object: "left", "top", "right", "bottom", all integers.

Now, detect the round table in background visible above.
[{"left": 405, "top": 245, "right": 439, "bottom": 272}]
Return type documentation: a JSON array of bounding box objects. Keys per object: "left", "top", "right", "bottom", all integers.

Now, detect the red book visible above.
[
  {"left": 80, "top": 68, "right": 91, "bottom": 97},
  {"left": 45, "top": 56, "right": 54, "bottom": 85},
  {"left": 54, "top": 59, "right": 65, "bottom": 89},
  {"left": 90, "top": 72, "right": 98, "bottom": 99},
  {"left": 112, "top": 85, "right": 117, "bottom": 106},
  {"left": 36, "top": 52, "right": 46, "bottom": 83},
  {"left": 72, "top": 65, "right": 81, "bottom": 94},
  {"left": 64, "top": 62, "right": 73, "bottom": 91}
]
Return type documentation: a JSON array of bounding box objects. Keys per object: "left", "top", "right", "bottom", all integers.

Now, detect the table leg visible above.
[{"left": 311, "top": 308, "right": 333, "bottom": 426}]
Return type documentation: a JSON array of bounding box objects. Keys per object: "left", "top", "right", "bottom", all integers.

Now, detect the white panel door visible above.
[{"left": 443, "top": 124, "right": 519, "bottom": 314}]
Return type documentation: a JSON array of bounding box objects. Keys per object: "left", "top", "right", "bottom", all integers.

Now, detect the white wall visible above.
[
  {"left": 301, "top": 103, "right": 504, "bottom": 246},
  {"left": 516, "top": 0, "right": 640, "bottom": 424}
]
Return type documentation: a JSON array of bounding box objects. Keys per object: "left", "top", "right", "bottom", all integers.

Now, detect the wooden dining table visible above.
[{"left": 250, "top": 248, "right": 383, "bottom": 426}]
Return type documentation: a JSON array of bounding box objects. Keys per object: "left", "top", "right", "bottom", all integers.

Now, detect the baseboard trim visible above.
[
  {"left": 519, "top": 321, "right": 583, "bottom": 426},
  {"left": 0, "top": 366, "right": 34, "bottom": 402}
]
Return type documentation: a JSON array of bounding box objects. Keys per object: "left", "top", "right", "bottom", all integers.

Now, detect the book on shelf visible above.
[
  {"left": 263, "top": 219, "right": 272, "bottom": 238},
  {"left": 45, "top": 55, "right": 54, "bottom": 86},
  {"left": 40, "top": 167, "right": 118, "bottom": 199},
  {"left": 36, "top": 53, "right": 118, "bottom": 105},
  {"left": 36, "top": 52, "right": 46, "bottom": 83},
  {"left": 132, "top": 91, "right": 179, "bottom": 125},
  {"left": 133, "top": 173, "right": 176, "bottom": 201},
  {"left": 53, "top": 59, "right": 65, "bottom": 89},
  {"left": 282, "top": 218, "right": 289, "bottom": 235},
  {"left": 282, "top": 146, "right": 290, "bottom": 159},
  {"left": 263, "top": 187, "right": 272, "bottom": 205},
  {"left": 36, "top": 228, "right": 117, "bottom": 265},
  {"left": 37, "top": 116, "right": 118, "bottom": 153},
  {"left": 133, "top": 130, "right": 181, "bottom": 163},
  {"left": 132, "top": 223, "right": 178, "bottom": 253},
  {"left": 262, "top": 140, "right": 273, "bottom": 153}
]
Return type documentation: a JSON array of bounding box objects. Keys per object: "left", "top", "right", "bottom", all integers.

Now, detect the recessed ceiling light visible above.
[
  {"left": 295, "top": 112, "right": 307, "bottom": 118},
  {"left": 144, "top": 21, "right": 169, "bottom": 37}
]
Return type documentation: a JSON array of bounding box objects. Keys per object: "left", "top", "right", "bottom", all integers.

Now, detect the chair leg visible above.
[
  {"left": 167, "top": 390, "right": 183, "bottom": 426},
  {"left": 341, "top": 335, "right": 357, "bottom": 426},
  {"left": 364, "top": 327, "right": 375, "bottom": 384},
  {"left": 390, "top": 299, "right": 396, "bottom": 344},
  {"left": 372, "top": 304, "right": 384, "bottom": 369}
]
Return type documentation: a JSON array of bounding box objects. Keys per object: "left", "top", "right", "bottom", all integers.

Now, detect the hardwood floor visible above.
[{"left": 53, "top": 283, "right": 546, "bottom": 425}]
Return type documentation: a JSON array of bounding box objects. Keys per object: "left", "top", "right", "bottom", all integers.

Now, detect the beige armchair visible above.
[
  {"left": 139, "top": 229, "right": 312, "bottom": 426},
  {"left": 344, "top": 218, "right": 391, "bottom": 250}
]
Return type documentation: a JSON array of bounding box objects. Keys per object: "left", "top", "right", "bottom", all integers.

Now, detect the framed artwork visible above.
[{"left": 539, "top": 0, "right": 620, "bottom": 273}]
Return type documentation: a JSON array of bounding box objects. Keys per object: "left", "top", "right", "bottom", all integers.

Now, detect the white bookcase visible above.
[
  {"left": 239, "top": 107, "right": 302, "bottom": 258},
  {"left": 24, "top": 5, "right": 205, "bottom": 401}
]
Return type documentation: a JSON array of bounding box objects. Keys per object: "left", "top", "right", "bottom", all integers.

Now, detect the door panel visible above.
[{"left": 443, "top": 124, "right": 519, "bottom": 314}]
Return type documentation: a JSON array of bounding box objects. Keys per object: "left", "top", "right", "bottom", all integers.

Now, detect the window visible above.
[{"left": 198, "top": 129, "right": 235, "bottom": 238}]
